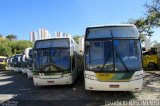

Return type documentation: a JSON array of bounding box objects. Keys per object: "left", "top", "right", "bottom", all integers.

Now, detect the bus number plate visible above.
[
  {"left": 109, "top": 85, "right": 119, "bottom": 88},
  {"left": 47, "top": 81, "right": 54, "bottom": 83}
]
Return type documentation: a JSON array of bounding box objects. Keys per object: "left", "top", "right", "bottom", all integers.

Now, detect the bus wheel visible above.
[{"left": 148, "top": 62, "right": 156, "bottom": 69}]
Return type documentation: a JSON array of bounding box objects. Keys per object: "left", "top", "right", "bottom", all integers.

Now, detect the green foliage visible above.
[
  {"left": 6, "top": 34, "right": 17, "bottom": 41},
  {"left": 73, "top": 35, "right": 81, "bottom": 44},
  {"left": 127, "top": 0, "right": 160, "bottom": 37},
  {"left": 128, "top": 18, "right": 154, "bottom": 36},
  {"left": 145, "top": 0, "right": 160, "bottom": 27},
  {"left": 0, "top": 37, "right": 33, "bottom": 57},
  {"left": 152, "top": 40, "right": 160, "bottom": 47}
]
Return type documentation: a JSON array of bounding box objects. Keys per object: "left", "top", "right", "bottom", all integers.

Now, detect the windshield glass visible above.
[
  {"left": 114, "top": 40, "right": 142, "bottom": 71},
  {"left": 85, "top": 40, "right": 142, "bottom": 71},
  {"left": 29, "top": 49, "right": 33, "bottom": 59},
  {"left": 0, "top": 58, "right": 6, "bottom": 62},
  {"left": 85, "top": 40, "right": 114, "bottom": 71},
  {"left": 34, "top": 48, "right": 70, "bottom": 71},
  {"left": 13, "top": 55, "right": 21, "bottom": 67}
]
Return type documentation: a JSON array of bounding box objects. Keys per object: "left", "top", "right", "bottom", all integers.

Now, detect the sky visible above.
[{"left": 0, "top": 0, "right": 159, "bottom": 42}]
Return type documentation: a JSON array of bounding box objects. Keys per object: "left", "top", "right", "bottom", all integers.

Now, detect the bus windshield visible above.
[
  {"left": 0, "top": 58, "right": 6, "bottom": 62},
  {"left": 86, "top": 40, "right": 142, "bottom": 71},
  {"left": 34, "top": 48, "right": 70, "bottom": 72},
  {"left": 13, "top": 55, "right": 21, "bottom": 68}
]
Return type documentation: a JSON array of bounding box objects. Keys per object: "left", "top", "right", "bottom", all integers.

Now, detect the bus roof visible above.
[
  {"left": 85, "top": 24, "right": 139, "bottom": 38},
  {"left": 0, "top": 56, "right": 7, "bottom": 58},
  {"left": 34, "top": 38, "right": 71, "bottom": 49},
  {"left": 35, "top": 37, "right": 69, "bottom": 42},
  {"left": 86, "top": 24, "right": 136, "bottom": 29}
]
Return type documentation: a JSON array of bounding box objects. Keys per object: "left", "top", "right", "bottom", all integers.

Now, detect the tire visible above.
[{"left": 148, "top": 62, "right": 156, "bottom": 69}]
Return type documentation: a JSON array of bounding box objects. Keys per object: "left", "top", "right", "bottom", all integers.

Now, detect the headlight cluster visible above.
[
  {"left": 131, "top": 74, "right": 143, "bottom": 81},
  {"left": 62, "top": 73, "right": 71, "bottom": 77},
  {"left": 85, "top": 74, "right": 97, "bottom": 80}
]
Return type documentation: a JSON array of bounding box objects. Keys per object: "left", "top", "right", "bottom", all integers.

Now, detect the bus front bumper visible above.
[
  {"left": 14, "top": 68, "right": 22, "bottom": 72},
  {"left": 22, "top": 68, "right": 27, "bottom": 74},
  {"left": 33, "top": 76, "right": 73, "bottom": 86},
  {"left": 85, "top": 78, "right": 143, "bottom": 91},
  {"left": 26, "top": 69, "right": 33, "bottom": 78}
]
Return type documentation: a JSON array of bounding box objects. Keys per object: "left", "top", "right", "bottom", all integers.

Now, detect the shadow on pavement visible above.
[{"left": 0, "top": 71, "right": 137, "bottom": 106}]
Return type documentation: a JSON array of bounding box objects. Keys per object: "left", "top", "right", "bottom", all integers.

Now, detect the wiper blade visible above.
[
  {"left": 100, "top": 54, "right": 111, "bottom": 71},
  {"left": 115, "top": 48, "right": 129, "bottom": 71}
]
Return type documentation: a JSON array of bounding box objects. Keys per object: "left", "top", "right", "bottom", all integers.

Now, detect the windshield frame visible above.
[
  {"left": 85, "top": 38, "right": 142, "bottom": 73},
  {"left": 85, "top": 26, "right": 139, "bottom": 39}
]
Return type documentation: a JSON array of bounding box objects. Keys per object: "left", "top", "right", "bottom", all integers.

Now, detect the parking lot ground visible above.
[{"left": 0, "top": 70, "right": 160, "bottom": 106}]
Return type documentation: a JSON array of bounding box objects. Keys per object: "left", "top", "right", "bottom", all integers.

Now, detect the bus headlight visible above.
[
  {"left": 85, "top": 74, "right": 97, "bottom": 80},
  {"left": 131, "top": 74, "right": 143, "bottom": 81},
  {"left": 62, "top": 73, "right": 71, "bottom": 77}
]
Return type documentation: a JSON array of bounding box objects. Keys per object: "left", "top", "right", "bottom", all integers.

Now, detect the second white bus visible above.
[{"left": 32, "top": 37, "right": 83, "bottom": 86}]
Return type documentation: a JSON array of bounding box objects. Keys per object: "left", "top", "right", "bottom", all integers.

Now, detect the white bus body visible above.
[
  {"left": 84, "top": 24, "right": 143, "bottom": 91},
  {"left": 33, "top": 37, "right": 83, "bottom": 86},
  {"left": 24, "top": 48, "right": 33, "bottom": 79},
  {"left": 13, "top": 54, "right": 22, "bottom": 72},
  {"left": 21, "top": 54, "right": 27, "bottom": 74}
]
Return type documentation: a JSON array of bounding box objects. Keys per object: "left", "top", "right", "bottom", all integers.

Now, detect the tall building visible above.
[
  {"left": 29, "top": 31, "right": 37, "bottom": 43},
  {"left": 55, "top": 32, "right": 70, "bottom": 38},
  {"left": 39, "top": 28, "right": 49, "bottom": 39}
]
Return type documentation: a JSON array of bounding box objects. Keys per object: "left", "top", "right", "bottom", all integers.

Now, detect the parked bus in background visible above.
[
  {"left": 143, "top": 47, "right": 160, "bottom": 69},
  {"left": 0, "top": 56, "right": 7, "bottom": 70},
  {"left": 84, "top": 24, "right": 143, "bottom": 91},
  {"left": 20, "top": 53, "right": 27, "bottom": 74},
  {"left": 6, "top": 58, "right": 9, "bottom": 70},
  {"left": 13, "top": 54, "right": 22, "bottom": 72},
  {"left": 7, "top": 57, "right": 14, "bottom": 71},
  {"left": 25, "top": 48, "right": 33, "bottom": 79},
  {"left": 32, "top": 37, "right": 83, "bottom": 86}
]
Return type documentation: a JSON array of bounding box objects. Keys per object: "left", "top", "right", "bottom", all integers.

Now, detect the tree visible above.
[
  {"left": 6, "top": 34, "right": 17, "bottom": 41},
  {"left": 127, "top": 0, "right": 160, "bottom": 37},
  {"left": 0, "top": 36, "right": 33, "bottom": 56},
  {"left": 0, "top": 45, "right": 12, "bottom": 56},
  {"left": 73, "top": 35, "right": 81, "bottom": 44},
  {"left": 128, "top": 18, "right": 154, "bottom": 36},
  {"left": 152, "top": 40, "right": 160, "bottom": 47},
  {"left": 145, "top": 0, "right": 160, "bottom": 27},
  {"left": 15, "top": 40, "right": 33, "bottom": 54}
]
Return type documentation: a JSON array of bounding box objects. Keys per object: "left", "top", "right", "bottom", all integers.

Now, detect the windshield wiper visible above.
[
  {"left": 100, "top": 54, "right": 111, "bottom": 71},
  {"left": 115, "top": 48, "right": 129, "bottom": 71}
]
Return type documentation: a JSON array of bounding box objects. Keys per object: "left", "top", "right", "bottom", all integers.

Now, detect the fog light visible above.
[
  {"left": 89, "top": 87, "right": 93, "bottom": 89},
  {"left": 135, "top": 88, "right": 139, "bottom": 90},
  {"left": 85, "top": 74, "right": 97, "bottom": 80},
  {"left": 131, "top": 74, "right": 143, "bottom": 80},
  {"left": 62, "top": 73, "right": 71, "bottom": 77}
]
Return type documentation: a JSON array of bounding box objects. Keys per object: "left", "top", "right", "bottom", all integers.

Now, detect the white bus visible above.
[
  {"left": 32, "top": 37, "right": 83, "bottom": 86},
  {"left": 84, "top": 24, "right": 143, "bottom": 91},
  {"left": 25, "top": 48, "right": 33, "bottom": 79},
  {"left": 13, "top": 54, "right": 22, "bottom": 72},
  {"left": 20, "top": 53, "right": 27, "bottom": 74},
  {"left": 8, "top": 57, "right": 14, "bottom": 71}
]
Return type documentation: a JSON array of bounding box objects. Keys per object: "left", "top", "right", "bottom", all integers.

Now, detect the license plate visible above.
[
  {"left": 47, "top": 81, "right": 54, "bottom": 83},
  {"left": 109, "top": 85, "right": 119, "bottom": 88}
]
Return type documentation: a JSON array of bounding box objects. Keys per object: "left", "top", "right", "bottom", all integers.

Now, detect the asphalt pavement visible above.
[{"left": 0, "top": 70, "right": 160, "bottom": 106}]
